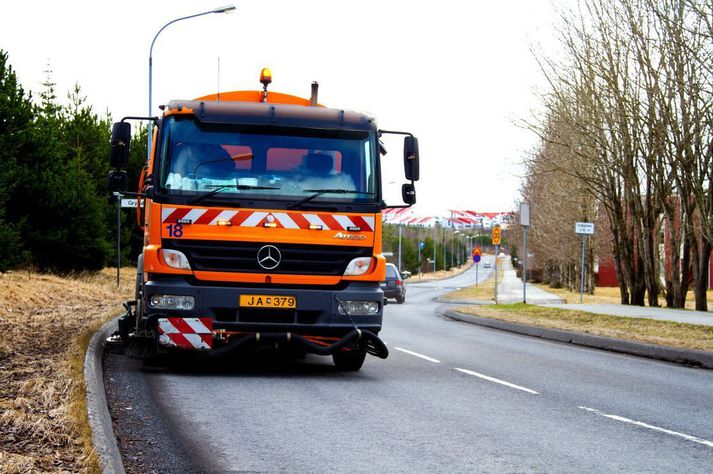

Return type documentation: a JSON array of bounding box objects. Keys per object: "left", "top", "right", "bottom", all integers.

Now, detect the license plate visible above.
[{"left": 239, "top": 294, "right": 296, "bottom": 309}]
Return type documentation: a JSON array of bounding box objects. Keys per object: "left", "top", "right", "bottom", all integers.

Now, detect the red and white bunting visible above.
[
  {"left": 161, "top": 207, "right": 375, "bottom": 232},
  {"left": 157, "top": 317, "right": 212, "bottom": 350}
]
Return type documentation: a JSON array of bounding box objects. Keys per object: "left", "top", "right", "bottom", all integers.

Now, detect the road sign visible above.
[
  {"left": 492, "top": 226, "right": 501, "bottom": 245},
  {"left": 575, "top": 222, "right": 595, "bottom": 235},
  {"left": 520, "top": 203, "right": 530, "bottom": 226},
  {"left": 419, "top": 241, "right": 425, "bottom": 249},
  {"left": 121, "top": 198, "right": 144, "bottom": 208},
  {"left": 473, "top": 246, "right": 481, "bottom": 256},
  {"left": 473, "top": 254, "right": 481, "bottom": 263}
]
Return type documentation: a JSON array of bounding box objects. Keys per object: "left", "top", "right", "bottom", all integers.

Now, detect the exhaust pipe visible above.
[{"left": 310, "top": 81, "right": 319, "bottom": 106}]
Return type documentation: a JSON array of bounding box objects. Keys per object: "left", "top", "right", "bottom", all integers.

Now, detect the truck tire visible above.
[
  {"left": 396, "top": 294, "right": 404, "bottom": 304},
  {"left": 332, "top": 350, "right": 366, "bottom": 371}
]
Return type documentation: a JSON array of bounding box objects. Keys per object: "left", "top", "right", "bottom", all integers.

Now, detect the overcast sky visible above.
[{"left": 1, "top": 0, "right": 560, "bottom": 216}]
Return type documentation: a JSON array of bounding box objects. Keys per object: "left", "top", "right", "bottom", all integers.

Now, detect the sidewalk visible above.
[
  {"left": 496, "top": 258, "right": 564, "bottom": 305},
  {"left": 542, "top": 303, "right": 713, "bottom": 326}
]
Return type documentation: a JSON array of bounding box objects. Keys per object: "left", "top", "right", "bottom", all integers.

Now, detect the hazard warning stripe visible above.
[
  {"left": 163, "top": 208, "right": 191, "bottom": 224},
  {"left": 160, "top": 207, "right": 375, "bottom": 231},
  {"left": 157, "top": 317, "right": 212, "bottom": 350},
  {"left": 193, "top": 209, "right": 222, "bottom": 225}
]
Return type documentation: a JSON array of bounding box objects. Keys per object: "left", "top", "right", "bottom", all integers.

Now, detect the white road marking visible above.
[
  {"left": 454, "top": 368, "right": 539, "bottom": 395},
  {"left": 394, "top": 347, "right": 441, "bottom": 363},
  {"left": 578, "top": 406, "right": 713, "bottom": 448}
]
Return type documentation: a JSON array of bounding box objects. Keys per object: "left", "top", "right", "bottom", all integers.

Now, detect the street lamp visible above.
[
  {"left": 397, "top": 223, "right": 402, "bottom": 272},
  {"left": 451, "top": 230, "right": 459, "bottom": 269},
  {"left": 147, "top": 4, "right": 237, "bottom": 158}
]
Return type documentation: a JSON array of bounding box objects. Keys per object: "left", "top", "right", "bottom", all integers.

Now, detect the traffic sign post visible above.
[
  {"left": 520, "top": 203, "right": 530, "bottom": 304},
  {"left": 575, "top": 222, "right": 595, "bottom": 303},
  {"left": 472, "top": 246, "right": 481, "bottom": 286},
  {"left": 492, "top": 227, "right": 501, "bottom": 302},
  {"left": 113, "top": 192, "right": 121, "bottom": 288}
]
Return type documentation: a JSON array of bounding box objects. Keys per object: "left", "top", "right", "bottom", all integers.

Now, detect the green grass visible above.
[{"left": 455, "top": 303, "right": 713, "bottom": 352}]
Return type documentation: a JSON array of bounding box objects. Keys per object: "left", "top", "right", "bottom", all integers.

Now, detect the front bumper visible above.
[{"left": 143, "top": 277, "right": 383, "bottom": 336}]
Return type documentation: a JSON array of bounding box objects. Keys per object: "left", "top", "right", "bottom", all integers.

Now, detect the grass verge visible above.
[
  {"left": 454, "top": 303, "right": 713, "bottom": 352},
  {"left": 440, "top": 265, "right": 503, "bottom": 301},
  {"left": 0, "top": 268, "right": 133, "bottom": 473}
]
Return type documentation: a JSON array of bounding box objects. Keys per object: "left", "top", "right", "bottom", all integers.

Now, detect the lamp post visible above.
[
  {"left": 397, "top": 223, "right": 402, "bottom": 272},
  {"left": 451, "top": 230, "right": 459, "bottom": 268},
  {"left": 442, "top": 226, "right": 446, "bottom": 271},
  {"left": 147, "top": 5, "right": 237, "bottom": 158},
  {"left": 432, "top": 225, "right": 437, "bottom": 272}
]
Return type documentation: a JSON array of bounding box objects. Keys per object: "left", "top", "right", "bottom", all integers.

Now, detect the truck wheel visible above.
[
  {"left": 332, "top": 350, "right": 366, "bottom": 371},
  {"left": 396, "top": 295, "right": 404, "bottom": 304}
]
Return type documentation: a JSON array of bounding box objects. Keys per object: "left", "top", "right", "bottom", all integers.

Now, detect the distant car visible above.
[
  {"left": 381, "top": 263, "right": 406, "bottom": 304},
  {"left": 483, "top": 261, "right": 492, "bottom": 268}
]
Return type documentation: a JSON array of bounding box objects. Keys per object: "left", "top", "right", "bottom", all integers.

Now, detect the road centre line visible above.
[
  {"left": 394, "top": 347, "right": 441, "bottom": 363},
  {"left": 454, "top": 368, "right": 539, "bottom": 395},
  {"left": 578, "top": 406, "right": 713, "bottom": 448}
]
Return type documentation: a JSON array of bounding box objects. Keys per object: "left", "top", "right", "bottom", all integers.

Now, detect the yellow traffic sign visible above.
[
  {"left": 473, "top": 246, "right": 481, "bottom": 256},
  {"left": 492, "top": 226, "right": 501, "bottom": 245}
]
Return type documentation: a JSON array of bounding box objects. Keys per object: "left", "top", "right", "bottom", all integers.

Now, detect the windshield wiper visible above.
[
  {"left": 288, "top": 189, "right": 373, "bottom": 209},
  {"left": 188, "top": 184, "right": 280, "bottom": 205}
]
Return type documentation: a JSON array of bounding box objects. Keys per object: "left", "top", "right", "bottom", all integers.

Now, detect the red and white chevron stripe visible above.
[
  {"left": 161, "top": 207, "right": 375, "bottom": 232},
  {"left": 157, "top": 317, "right": 213, "bottom": 350}
]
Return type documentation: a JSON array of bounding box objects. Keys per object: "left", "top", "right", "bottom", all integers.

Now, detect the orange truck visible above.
[{"left": 108, "top": 70, "right": 419, "bottom": 370}]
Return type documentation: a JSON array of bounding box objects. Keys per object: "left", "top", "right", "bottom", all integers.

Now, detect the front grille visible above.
[{"left": 164, "top": 239, "right": 371, "bottom": 275}]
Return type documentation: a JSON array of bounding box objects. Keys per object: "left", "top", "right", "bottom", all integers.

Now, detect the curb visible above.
[
  {"left": 444, "top": 310, "right": 713, "bottom": 369},
  {"left": 84, "top": 317, "right": 125, "bottom": 474}
]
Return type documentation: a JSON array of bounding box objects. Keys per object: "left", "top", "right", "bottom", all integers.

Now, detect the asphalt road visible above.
[{"left": 105, "top": 261, "right": 713, "bottom": 472}]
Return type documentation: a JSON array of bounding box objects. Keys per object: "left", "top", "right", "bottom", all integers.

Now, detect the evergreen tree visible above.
[
  {"left": 0, "top": 50, "right": 32, "bottom": 270},
  {"left": 7, "top": 65, "right": 110, "bottom": 272}
]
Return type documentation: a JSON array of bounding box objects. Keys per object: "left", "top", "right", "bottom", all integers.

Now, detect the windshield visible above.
[{"left": 158, "top": 117, "right": 378, "bottom": 207}]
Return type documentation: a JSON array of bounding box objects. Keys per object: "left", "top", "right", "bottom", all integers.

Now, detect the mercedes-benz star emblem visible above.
[{"left": 257, "top": 245, "right": 281, "bottom": 270}]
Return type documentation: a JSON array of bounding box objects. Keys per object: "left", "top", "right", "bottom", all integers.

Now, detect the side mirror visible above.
[
  {"left": 402, "top": 183, "right": 416, "bottom": 205},
  {"left": 110, "top": 122, "right": 132, "bottom": 168},
  {"left": 403, "top": 136, "right": 419, "bottom": 181},
  {"left": 108, "top": 170, "right": 128, "bottom": 192}
]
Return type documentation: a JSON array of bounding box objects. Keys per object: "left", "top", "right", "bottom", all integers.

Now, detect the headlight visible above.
[
  {"left": 149, "top": 294, "right": 195, "bottom": 310},
  {"left": 343, "top": 257, "right": 372, "bottom": 276},
  {"left": 337, "top": 300, "right": 380, "bottom": 316},
  {"left": 162, "top": 249, "right": 191, "bottom": 269}
]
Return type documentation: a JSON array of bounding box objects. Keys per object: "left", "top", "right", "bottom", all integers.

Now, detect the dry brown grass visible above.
[
  {"left": 533, "top": 283, "right": 713, "bottom": 309},
  {"left": 0, "top": 268, "right": 134, "bottom": 473},
  {"left": 455, "top": 303, "right": 713, "bottom": 352}
]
